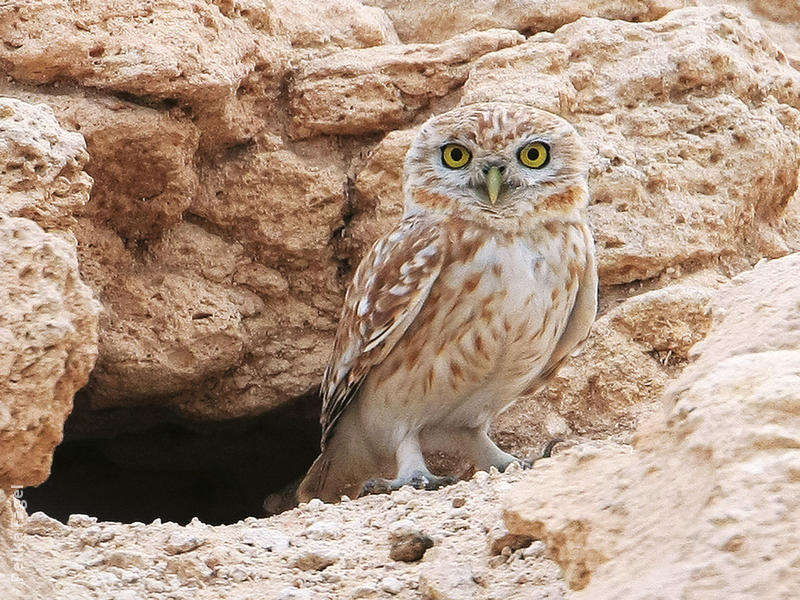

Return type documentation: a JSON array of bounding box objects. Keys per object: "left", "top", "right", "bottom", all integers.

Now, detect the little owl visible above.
[{"left": 298, "top": 102, "right": 597, "bottom": 503}]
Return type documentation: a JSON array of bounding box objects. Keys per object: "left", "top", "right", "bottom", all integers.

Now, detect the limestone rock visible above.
[
  {"left": 0, "top": 0, "right": 286, "bottom": 147},
  {"left": 0, "top": 98, "right": 92, "bottom": 230},
  {"left": 288, "top": 29, "right": 524, "bottom": 138},
  {"left": 503, "top": 253, "right": 800, "bottom": 597},
  {"left": 365, "top": 0, "right": 684, "bottom": 43},
  {"left": 253, "top": 0, "right": 399, "bottom": 50},
  {"left": 0, "top": 99, "right": 100, "bottom": 490}
]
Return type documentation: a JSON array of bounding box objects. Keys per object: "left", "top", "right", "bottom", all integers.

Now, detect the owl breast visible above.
[{"left": 357, "top": 218, "right": 588, "bottom": 439}]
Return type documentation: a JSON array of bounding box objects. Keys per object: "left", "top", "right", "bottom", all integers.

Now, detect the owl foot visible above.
[
  {"left": 520, "top": 438, "right": 566, "bottom": 468},
  {"left": 360, "top": 471, "right": 458, "bottom": 497}
]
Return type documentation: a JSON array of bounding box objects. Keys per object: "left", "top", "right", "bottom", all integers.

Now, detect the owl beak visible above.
[{"left": 485, "top": 165, "right": 504, "bottom": 205}]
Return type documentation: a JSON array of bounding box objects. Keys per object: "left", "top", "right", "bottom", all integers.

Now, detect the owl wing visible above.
[
  {"left": 531, "top": 222, "right": 598, "bottom": 386},
  {"left": 320, "top": 217, "right": 445, "bottom": 446}
]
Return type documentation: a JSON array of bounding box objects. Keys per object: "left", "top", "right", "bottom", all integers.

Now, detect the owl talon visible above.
[{"left": 361, "top": 478, "right": 394, "bottom": 496}]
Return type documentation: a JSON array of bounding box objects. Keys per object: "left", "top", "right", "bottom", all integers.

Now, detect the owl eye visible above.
[
  {"left": 441, "top": 143, "right": 471, "bottom": 169},
  {"left": 518, "top": 142, "right": 550, "bottom": 169}
]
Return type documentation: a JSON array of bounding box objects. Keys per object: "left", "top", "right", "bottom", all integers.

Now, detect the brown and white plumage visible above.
[{"left": 298, "top": 102, "right": 597, "bottom": 503}]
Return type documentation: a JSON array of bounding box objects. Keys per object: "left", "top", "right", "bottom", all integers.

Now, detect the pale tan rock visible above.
[
  {"left": 251, "top": 0, "right": 399, "bottom": 50},
  {"left": 701, "top": 0, "right": 800, "bottom": 68},
  {"left": 0, "top": 99, "right": 100, "bottom": 489},
  {"left": 365, "top": 0, "right": 685, "bottom": 43},
  {"left": 0, "top": 0, "right": 286, "bottom": 147},
  {"left": 0, "top": 215, "right": 100, "bottom": 488},
  {"left": 288, "top": 29, "right": 524, "bottom": 138},
  {"left": 0, "top": 98, "right": 92, "bottom": 230},
  {"left": 503, "top": 253, "right": 800, "bottom": 597}
]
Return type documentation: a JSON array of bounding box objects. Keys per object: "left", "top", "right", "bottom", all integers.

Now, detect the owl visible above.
[{"left": 297, "top": 102, "right": 597, "bottom": 504}]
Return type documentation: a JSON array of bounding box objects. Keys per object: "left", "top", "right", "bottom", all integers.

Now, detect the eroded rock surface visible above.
[{"left": 0, "top": 99, "right": 100, "bottom": 489}]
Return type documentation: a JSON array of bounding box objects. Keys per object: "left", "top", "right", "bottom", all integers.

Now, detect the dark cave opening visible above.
[{"left": 23, "top": 393, "right": 322, "bottom": 526}]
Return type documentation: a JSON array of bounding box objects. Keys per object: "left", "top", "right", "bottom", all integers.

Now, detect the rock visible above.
[
  {"left": 258, "top": 0, "right": 399, "bottom": 51},
  {"left": 241, "top": 528, "right": 290, "bottom": 553},
  {"left": 290, "top": 544, "right": 341, "bottom": 571},
  {"left": 388, "top": 522, "right": 434, "bottom": 563},
  {"left": 164, "top": 531, "right": 207, "bottom": 555},
  {"left": 0, "top": 98, "right": 92, "bottom": 230},
  {"left": 305, "top": 520, "right": 342, "bottom": 540},
  {"left": 379, "top": 576, "right": 404, "bottom": 594},
  {"left": 0, "top": 0, "right": 286, "bottom": 147},
  {"left": 502, "top": 253, "right": 800, "bottom": 596},
  {"left": 364, "top": 0, "right": 683, "bottom": 43},
  {"left": 488, "top": 524, "right": 533, "bottom": 556},
  {"left": 288, "top": 29, "right": 524, "bottom": 138},
  {"left": 24, "top": 512, "right": 69, "bottom": 537},
  {"left": 0, "top": 99, "right": 100, "bottom": 490}
]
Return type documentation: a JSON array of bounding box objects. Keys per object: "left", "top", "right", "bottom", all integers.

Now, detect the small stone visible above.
[
  {"left": 389, "top": 532, "right": 434, "bottom": 562},
  {"left": 521, "top": 541, "right": 546, "bottom": 559},
  {"left": 351, "top": 583, "right": 378, "bottom": 598},
  {"left": 278, "top": 588, "right": 313, "bottom": 600},
  {"left": 24, "top": 512, "right": 69, "bottom": 536},
  {"left": 165, "top": 531, "right": 207, "bottom": 555},
  {"left": 380, "top": 576, "right": 404, "bottom": 594},
  {"left": 488, "top": 524, "right": 533, "bottom": 555},
  {"left": 473, "top": 471, "right": 490, "bottom": 484},
  {"left": 487, "top": 554, "right": 507, "bottom": 568},
  {"left": 229, "top": 566, "right": 251, "bottom": 582},
  {"left": 67, "top": 514, "right": 97, "bottom": 527},
  {"left": 291, "top": 545, "right": 341, "bottom": 571},
  {"left": 451, "top": 497, "right": 466, "bottom": 508},
  {"left": 388, "top": 518, "right": 418, "bottom": 538},
  {"left": 305, "top": 520, "right": 342, "bottom": 540},
  {"left": 241, "top": 528, "right": 290, "bottom": 553},
  {"left": 305, "top": 498, "right": 325, "bottom": 511}
]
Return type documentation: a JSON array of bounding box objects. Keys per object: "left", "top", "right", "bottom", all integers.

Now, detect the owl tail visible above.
[{"left": 296, "top": 436, "right": 368, "bottom": 504}]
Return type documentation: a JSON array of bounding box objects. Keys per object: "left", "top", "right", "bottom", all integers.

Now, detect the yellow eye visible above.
[
  {"left": 518, "top": 142, "right": 549, "bottom": 168},
  {"left": 441, "top": 143, "right": 471, "bottom": 169}
]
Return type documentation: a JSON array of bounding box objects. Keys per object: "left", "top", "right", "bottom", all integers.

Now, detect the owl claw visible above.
[{"left": 360, "top": 472, "right": 459, "bottom": 497}]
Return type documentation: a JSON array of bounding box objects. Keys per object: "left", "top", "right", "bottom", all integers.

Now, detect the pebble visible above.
[
  {"left": 291, "top": 545, "right": 341, "bottom": 571},
  {"left": 305, "top": 498, "right": 325, "bottom": 511},
  {"left": 241, "top": 528, "right": 290, "bottom": 553},
  {"left": 351, "top": 583, "right": 378, "bottom": 598},
  {"left": 388, "top": 519, "right": 418, "bottom": 539},
  {"left": 380, "top": 576, "right": 404, "bottom": 595},
  {"left": 389, "top": 532, "right": 434, "bottom": 562},
  {"left": 522, "top": 540, "right": 546, "bottom": 559},
  {"left": 67, "top": 514, "right": 97, "bottom": 527},
  {"left": 25, "top": 512, "right": 69, "bottom": 536},
  {"left": 305, "top": 520, "right": 342, "bottom": 540},
  {"left": 165, "top": 531, "right": 207, "bottom": 555},
  {"left": 277, "top": 587, "right": 313, "bottom": 600},
  {"left": 473, "top": 471, "right": 490, "bottom": 484}
]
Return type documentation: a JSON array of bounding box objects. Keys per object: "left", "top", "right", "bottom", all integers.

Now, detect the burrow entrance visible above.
[{"left": 23, "top": 392, "right": 321, "bottom": 525}]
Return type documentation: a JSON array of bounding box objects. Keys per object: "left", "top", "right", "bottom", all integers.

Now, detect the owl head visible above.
[{"left": 403, "top": 102, "right": 589, "bottom": 227}]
